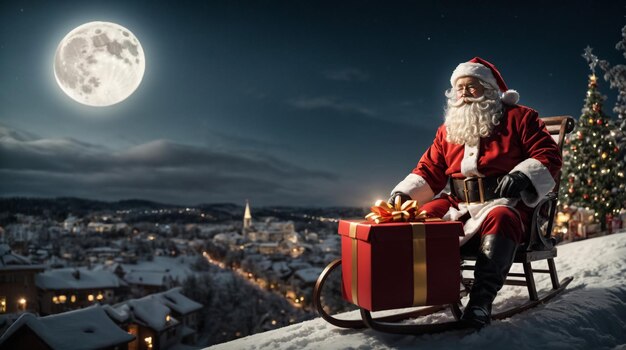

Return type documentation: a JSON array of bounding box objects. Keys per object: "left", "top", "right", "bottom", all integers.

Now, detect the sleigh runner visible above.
[{"left": 313, "top": 116, "right": 575, "bottom": 334}]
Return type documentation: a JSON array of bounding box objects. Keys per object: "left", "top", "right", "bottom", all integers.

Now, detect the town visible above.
[{"left": 0, "top": 198, "right": 366, "bottom": 349}]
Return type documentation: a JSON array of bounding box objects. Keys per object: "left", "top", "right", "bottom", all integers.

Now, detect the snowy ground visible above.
[{"left": 208, "top": 231, "right": 626, "bottom": 350}]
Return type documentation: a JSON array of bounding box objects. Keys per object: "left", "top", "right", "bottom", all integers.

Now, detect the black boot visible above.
[{"left": 461, "top": 234, "right": 518, "bottom": 329}]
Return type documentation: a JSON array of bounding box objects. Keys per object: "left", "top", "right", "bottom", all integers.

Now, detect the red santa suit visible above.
[{"left": 391, "top": 104, "right": 562, "bottom": 245}]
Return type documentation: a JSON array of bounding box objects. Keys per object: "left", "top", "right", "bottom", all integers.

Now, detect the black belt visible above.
[{"left": 450, "top": 177, "right": 502, "bottom": 204}]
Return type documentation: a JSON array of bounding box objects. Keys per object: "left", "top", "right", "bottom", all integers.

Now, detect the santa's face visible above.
[
  {"left": 454, "top": 76, "right": 485, "bottom": 101},
  {"left": 443, "top": 79, "right": 502, "bottom": 147}
]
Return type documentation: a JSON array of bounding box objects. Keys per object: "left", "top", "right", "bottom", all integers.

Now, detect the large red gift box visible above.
[{"left": 338, "top": 219, "right": 463, "bottom": 311}]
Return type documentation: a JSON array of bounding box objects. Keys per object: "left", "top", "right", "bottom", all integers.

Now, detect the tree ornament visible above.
[
  {"left": 588, "top": 74, "right": 598, "bottom": 88},
  {"left": 583, "top": 193, "right": 590, "bottom": 200},
  {"left": 592, "top": 103, "right": 601, "bottom": 112}
]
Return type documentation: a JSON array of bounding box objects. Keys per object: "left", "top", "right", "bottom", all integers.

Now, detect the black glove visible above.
[
  {"left": 494, "top": 171, "right": 532, "bottom": 198},
  {"left": 388, "top": 192, "right": 412, "bottom": 205}
]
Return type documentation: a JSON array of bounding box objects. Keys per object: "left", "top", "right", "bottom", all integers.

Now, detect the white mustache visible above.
[{"left": 449, "top": 95, "right": 487, "bottom": 108}]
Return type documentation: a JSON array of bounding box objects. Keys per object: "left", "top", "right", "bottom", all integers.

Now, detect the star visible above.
[{"left": 582, "top": 46, "right": 598, "bottom": 73}]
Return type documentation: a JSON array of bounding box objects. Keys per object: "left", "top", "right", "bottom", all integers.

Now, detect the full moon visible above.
[{"left": 54, "top": 21, "right": 145, "bottom": 107}]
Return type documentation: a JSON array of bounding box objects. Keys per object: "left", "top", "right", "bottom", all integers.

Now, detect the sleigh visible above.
[{"left": 313, "top": 115, "right": 576, "bottom": 334}]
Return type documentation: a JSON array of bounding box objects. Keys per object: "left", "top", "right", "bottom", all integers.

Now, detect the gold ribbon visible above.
[
  {"left": 349, "top": 222, "right": 359, "bottom": 306},
  {"left": 410, "top": 223, "right": 427, "bottom": 306},
  {"left": 365, "top": 197, "right": 427, "bottom": 223}
]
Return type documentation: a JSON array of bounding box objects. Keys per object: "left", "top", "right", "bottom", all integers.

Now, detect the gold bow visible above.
[{"left": 365, "top": 197, "right": 429, "bottom": 224}]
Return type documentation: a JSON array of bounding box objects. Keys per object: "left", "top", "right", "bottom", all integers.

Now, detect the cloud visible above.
[
  {"left": 0, "top": 125, "right": 338, "bottom": 206},
  {"left": 323, "top": 68, "right": 370, "bottom": 82},
  {"left": 288, "top": 96, "right": 376, "bottom": 117}
]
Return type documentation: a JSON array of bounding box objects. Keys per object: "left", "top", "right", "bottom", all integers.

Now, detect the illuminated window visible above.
[
  {"left": 18, "top": 298, "right": 26, "bottom": 311},
  {"left": 96, "top": 293, "right": 104, "bottom": 301},
  {"left": 144, "top": 336, "right": 153, "bottom": 349},
  {"left": 70, "top": 295, "right": 76, "bottom": 303},
  {"left": 0, "top": 297, "right": 6, "bottom": 313},
  {"left": 166, "top": 314, "right": 171, "bottom": 323},
  {"left": 52, "top": 296, "right": 59, "bottom": 304},
  {"left": 59, "top": 295, "right": 67, "bottom": 303},
  {"left": 88, "top": 294, "right": 94, "bottom": 302}
]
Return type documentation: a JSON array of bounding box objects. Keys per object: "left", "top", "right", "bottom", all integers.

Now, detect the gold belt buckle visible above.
[{"left": 463, "top": 177, "right": 485, "bottom": 204}]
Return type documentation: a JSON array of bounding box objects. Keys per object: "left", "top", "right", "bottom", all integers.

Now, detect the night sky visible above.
[{"left": 1, "top": 1, "right": 625, "bottom": 207}]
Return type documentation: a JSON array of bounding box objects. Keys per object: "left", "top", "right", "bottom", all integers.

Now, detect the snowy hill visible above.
[{"left": 208, "top": 231, "right": 626, "bottom": 350}]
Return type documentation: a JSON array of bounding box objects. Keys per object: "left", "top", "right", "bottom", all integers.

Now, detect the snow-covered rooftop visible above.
[
  {"left": 0, "top": 305, "right": 134, "bottom": 350},
  {"left": 124, "top": 270, "right": 169, "bottom": 286},
  {"left": 0, "top": 243, "right": 45, "bottom": 271},
  {"left": 294, "top": 267, "right": 324, "bottom": 284},
  {"left": 110, "top": 256, "right": 195, "bottom": 286},
  {"left": 155, "top": 287, "right": 203, "bottom": 315},
  {"left": 125, "top": 296, "right": 179, "bottom": 332},
  {"left": 35, "top": 267, "right": 126, "bottom": 290},
  {"left": 209, "top": 230, "right": 626, "bottom": 349},
  {"left": 110, "top": 287, "right": 200, "bottom": 331}
]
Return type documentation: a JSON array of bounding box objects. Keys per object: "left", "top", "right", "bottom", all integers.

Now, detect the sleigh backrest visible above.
[{"left": 541, "top": 116, "right": 576, "bottom": 151}]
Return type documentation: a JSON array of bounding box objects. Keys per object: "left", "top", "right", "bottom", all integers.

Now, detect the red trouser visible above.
[{"left": 419, "top": 194, "right": 531, "bottom": 244}]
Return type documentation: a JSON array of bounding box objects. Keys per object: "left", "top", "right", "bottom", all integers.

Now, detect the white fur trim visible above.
[
  {"left": 501, "top": 89, "right": 519, "bottom": 105},
  {"left": 451, "top": 62, "right": 498, "bottom": 90},
  {"left": 460, "top": 144, "right": 483, "bottom": 177},
  {"left": 441, "top": 199, "right": 522, "bottom": 246},
  {"left": 511, "top": 158, "right": 556, "bottom": 207},
  {"left": 390, "top": 173, "right": 435, "bottom": 205}
]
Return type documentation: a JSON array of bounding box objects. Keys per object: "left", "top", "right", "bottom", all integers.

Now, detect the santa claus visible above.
[{"left": 389, "top": 57, "right": 562, "bottom": 328}]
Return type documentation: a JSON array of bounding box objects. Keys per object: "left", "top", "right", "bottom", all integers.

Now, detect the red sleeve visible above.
[
  {"left": 518, "top": 109, "right": 562, "bottom": 179},
  {"left": 411, "top": 125, "right": 450, "bottom": 194}
]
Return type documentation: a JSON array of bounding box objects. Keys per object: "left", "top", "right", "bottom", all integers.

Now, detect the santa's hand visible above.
[
  {"left": 495, "top": 171, "right": 531, "bottom": 198},
  {"left": 388, "top": 192, "right": 412, "bottom": 205}
]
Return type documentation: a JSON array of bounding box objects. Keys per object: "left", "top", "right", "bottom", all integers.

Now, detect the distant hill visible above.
[{"left": 0, "top": 197, "right": 368, "bottom": 225}]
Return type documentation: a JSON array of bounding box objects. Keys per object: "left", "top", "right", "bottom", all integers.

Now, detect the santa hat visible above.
[{"left": 450, "top": 57, "right": 520, "bottom": 105}]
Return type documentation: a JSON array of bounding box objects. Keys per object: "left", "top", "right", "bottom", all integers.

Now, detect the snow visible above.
[
  {"left": 209, "top": 231, "right": 626, "bottom": 350},
  {"left": 294, "top": 267, "right": 324, "bottom": 284},
  {"left": 118, "top": 256, "right": 195, "bottom": 284},
  {"left": 125, "top": 296, "right": 179, "bottom": 331},
  {"left": 0, "top": 243, "right": 45, "bottom": 271},
  {"left": 157, "top": 287, "right": 203, "bottom": 314},
  {"left": 0, "top": 305, "right": 134, "bottom": 350},
  {"left": 35, "top": 267, "right": 125, "bottom": 290}
]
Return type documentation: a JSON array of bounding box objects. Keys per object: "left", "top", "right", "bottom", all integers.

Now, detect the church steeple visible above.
[{"left": 243, "top": 200, "right": 252, "bottom": 230}]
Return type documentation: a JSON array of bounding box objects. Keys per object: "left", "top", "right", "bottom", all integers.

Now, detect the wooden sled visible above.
[{"left": 313, "top": 116, "right": 575, "bottom": 334}]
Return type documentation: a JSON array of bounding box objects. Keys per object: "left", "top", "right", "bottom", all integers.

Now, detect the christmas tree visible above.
[
  {"left": 560, "top": 48, "right": 625, "bottom": 230},
  {"left": 598, "top": 24, "right": 626, "bottom": 156}
]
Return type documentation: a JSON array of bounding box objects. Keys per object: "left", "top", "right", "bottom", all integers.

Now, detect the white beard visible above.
[{"left": 443, "top": 94, "right": 503, "bottom": 147}]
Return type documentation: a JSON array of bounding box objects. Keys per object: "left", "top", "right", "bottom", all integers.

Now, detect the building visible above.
[
  {"left": 0, "top": 244, "right": 45, "bottom": 315},
  {"left": 108, "top": 287, "right": 202, "bottom": 350},
  {"left": 152, "top": 287, "right": 202, "bottom": 344},
  {"left": 243, "top": 200, "right": 252, "bottom": 230},
  {"left": 0, "top": 304, "right": 135, "bottom": 350},
  {"left": 35, "top": 267, "right": 127, "bottom": 315}
]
